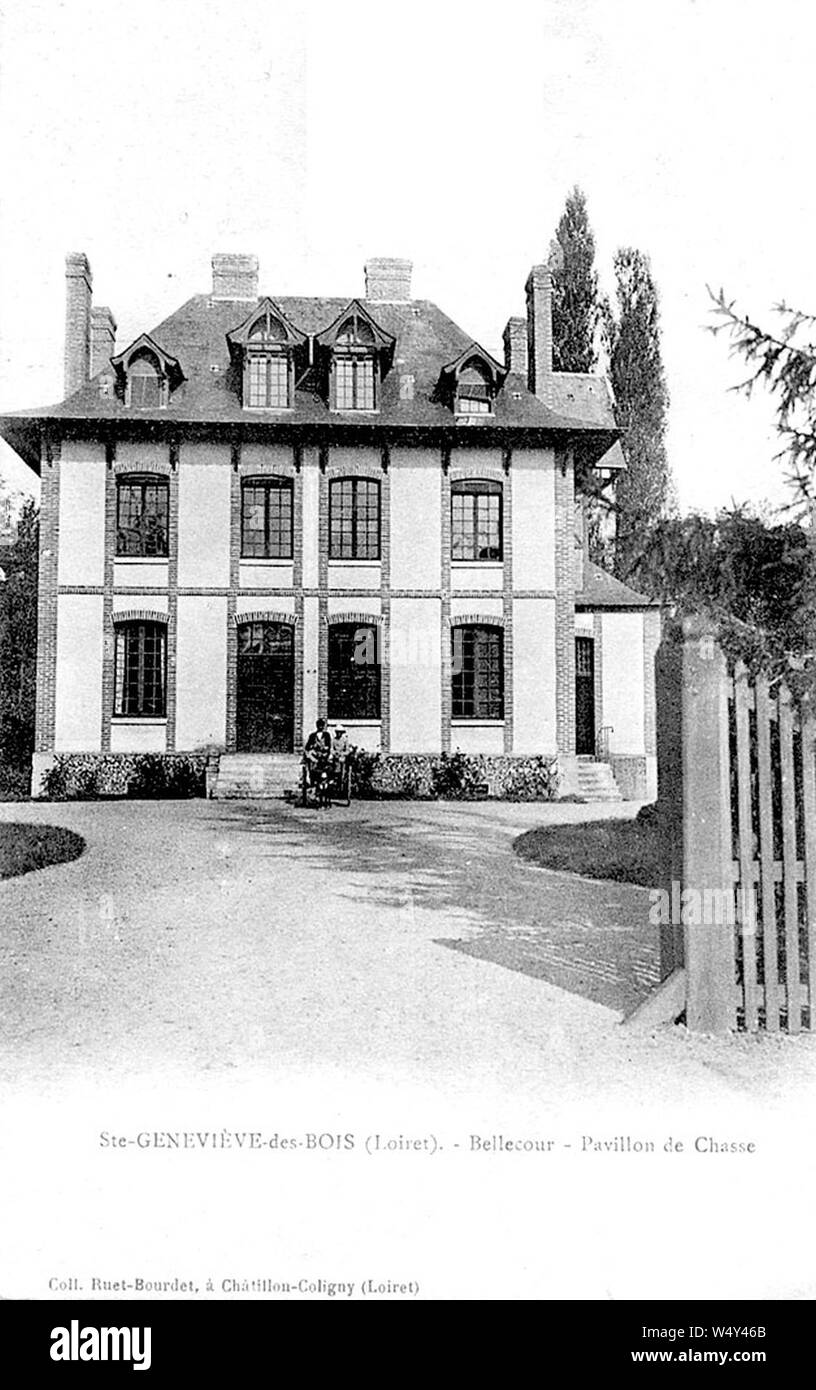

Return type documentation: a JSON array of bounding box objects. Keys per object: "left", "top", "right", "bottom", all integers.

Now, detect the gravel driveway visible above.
[{"left": 0, "top": 797, "right": 813, "bottom": 1104}]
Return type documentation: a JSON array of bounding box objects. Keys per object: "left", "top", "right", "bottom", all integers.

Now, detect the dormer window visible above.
[
  {"left": 315, "top": 302, "right": 395, "bottom": 414},
  {"left": 456, "top": 362, "right": 493, "bottom": 416},
  {"left": 436, "top": 343, "right": 507, "bottom": 419},
  {"left": 334, "top": 318, "right": 376, "bottom": 410},
  {"left": 111, "top": 334, "right": 184, "bottom": 409},
  {"left": 246, "top": 312, "right": 291, "bottom": 408},
  {"left": 227, "top": 300, "right": 305, "bottom": 411},
  {"left": 129, "top": 351, "right": 164, "bottom": 409}
]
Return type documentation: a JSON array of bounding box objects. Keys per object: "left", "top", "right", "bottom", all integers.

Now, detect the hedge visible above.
[
  {"left": 40, "top": 753, "right": 207, "bottom": 800},
  {"left": 350, "top": 751, "right": 558, "bottom": 801}
]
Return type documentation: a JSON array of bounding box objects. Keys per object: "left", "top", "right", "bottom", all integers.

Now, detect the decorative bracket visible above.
[
  {"left": 293, "top": 443, "right": 303, "bottom": 474},
  {"left": 502, "top": 446, "right": 512, "bottom": 476},
  {"left": 441, "top": 444, "right": 451, "bottom": 476},
  {"left": 231, "top": 438, "right": 241, "bottom": 473},
  {"left": 381, "top": 443, "right": 390, "bottom": 474},
  {"left": 105, "top": 439, "right": 116, "bottom": 471},
  {"left": 319, "top": 444, "right": 328, "bottom": 474},
  {"left": 169, "top": 438, "right": 180, "bottom": 472}
]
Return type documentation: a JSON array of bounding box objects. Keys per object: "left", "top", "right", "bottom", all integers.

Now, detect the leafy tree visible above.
[
  {"left": 708, "top": 288, "right": 816, "bottom": 510},
  {"left": 550, "top": 186, "right": 600, "bottom": 373},
  {"left": 605, "top": 247, "right": 672, "bottom": 579},
  {"left": 636, "top": 505, "right": 816, "bottom": 691},
  {"left": 0, "top": 499, "right": 39, "bottom": 767}
]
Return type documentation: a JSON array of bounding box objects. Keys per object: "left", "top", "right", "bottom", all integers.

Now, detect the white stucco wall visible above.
[
  {"left": 451, "top": 564, "right": 502, "bottom": 592},
  {"left": 175, "top": 596, "right": 227, "bottom": 749},
  {"left": 112, "top": 593, "right": 168, "bottom": 616},
  {"left": 512, "top": 451, "right": 555, "bottom": 591},
  {"left": 57, "top": 444, "right": 106, "bottom": 587},
  {"left": 450, "top": 724, "right": 504, "bottom": 754},
  {"left": 113, "top": 561, "right": 167, "bottom": 589},
  {"left": 54, "top": 594, "right": 103, "bottom": 750},
  {"left": 512, "top": 598, "right": 557, "bottom": 752},
  {"left": 389, "top": 598, "right": 441, "bottom": 751},
  {"left": 601, "top": 611, "right": 646, "bottom": 754},
  {"left": 178, "top": 451, "right": 231, "bottom": 588},
  {"left": 239, "top": 563, "right": 294, "bottom": 589},
  {"left": 110, "top": 723, "right": 167, "bottom": 753},
  {"left": 235, "top": 595, "right": 296, "bottom": 618},
  {"left": 327, "top": 563, "right": 380, "bottom": 590},
  {"left": 450, "top": 596, "right": 503, "bottom": 623},
  {"left": 389, "top": 450, "right": 441, "bottom": 589}
]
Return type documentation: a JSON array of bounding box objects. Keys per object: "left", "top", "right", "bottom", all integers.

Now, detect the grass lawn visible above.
[
  {"left": 0, "top": 823, "right": 86, "bottom": 880},
  {"left": 513, "top": 814, "right": 662, "bottom": 888}
]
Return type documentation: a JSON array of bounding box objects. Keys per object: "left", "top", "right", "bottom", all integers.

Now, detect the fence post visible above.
[{"left": 682, "top": 617, "right": 737, "bottom": 1034}]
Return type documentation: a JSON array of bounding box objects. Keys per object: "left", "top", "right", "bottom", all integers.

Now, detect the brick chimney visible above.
[
  {"left": 64, "top": 252, "right": 92, "bottom": 398},
  {"left": 212, "top": 253, "right": 259, "bottom": 300},
  {"left": 502, "top": 316, "right": 528, "bottom": 378},
  {"left": 364, "top": 258, "right": 413, "bottom": 301},
  {"left": 525, "top": 264, "right": 554, "bottom": 404},
  {"left": 90, "top": 306, "right": 117, "bottom": 377}
]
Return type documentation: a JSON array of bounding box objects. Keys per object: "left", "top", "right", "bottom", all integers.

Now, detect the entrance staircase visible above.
[
  {"left": 576, "top": 758, "right": 623, "bottom": 802},
  {"left": 211, "top": 753, "right": 301, "bottom": 800}
]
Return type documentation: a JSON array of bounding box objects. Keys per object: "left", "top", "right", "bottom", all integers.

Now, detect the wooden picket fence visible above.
[{"left": 656, "top": 620, "right": 816, "bottom": 1034}]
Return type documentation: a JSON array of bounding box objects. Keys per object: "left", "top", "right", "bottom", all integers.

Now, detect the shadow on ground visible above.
[
  {"left": 209, "top": 802, "right": 661, "bottom": 1014},
  {"left": 0, "top": 823, "right": 86, "bottom": 880}
]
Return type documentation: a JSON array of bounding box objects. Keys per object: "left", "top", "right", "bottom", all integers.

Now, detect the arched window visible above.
[
  {"left": 451, "top": 479, "right": 502, "bottom": 561},
  {"left": 113, "top": 620, "right": 167, "bottom": 717},
  {"left": 116, "top": 474, "right": 169, "bottom": 557},
  {"left": 451, "top": 625, "right": 504, "bottom": 720},
  {"left": 329, "top": 477, "right": 381, "bottom": 560},
  {"left": 328, "top": 622, "right": 381, "bottom": 719},
  {"left": 241, "top": 477, "right": 293, "bottom": 559},
  {"left": 245, "top": 312, "right": 291, "bottom": 408},
  {"left": 334, "top": 317, "right": 376, "bottom": 410},
  {"left": 456, "top": 360, "right": 493, "bottom": 415},
  {"left": 128, "top": 351, "right": 164, "bottom": 409}
]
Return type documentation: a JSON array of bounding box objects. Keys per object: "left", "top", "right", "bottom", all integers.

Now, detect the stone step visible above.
[
  {"left": 576, "top": 762, "right": 623, "bottom": 802},
  {"left": 211, "top": 752, "right": 302, "bottom": 800}
]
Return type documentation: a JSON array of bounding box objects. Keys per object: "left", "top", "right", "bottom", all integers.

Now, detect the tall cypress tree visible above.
[
  {"left": 606, "top": 247, "right": 671, "bottom": 580},
  {"left": 550, "top": 186, "right": 600, "bottom": 373}
]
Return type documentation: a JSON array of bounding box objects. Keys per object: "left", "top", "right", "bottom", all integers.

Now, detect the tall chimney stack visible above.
[
  {"left": 64, "top": 252, "right": 92, "bottom": 398},
  {"left": 212, "top": 253, "right": 259, "bottom": 300},
  {"left": 90, "top": 306, "right": 117, "bottom": 377},
  {"left": 364, "top": 258, "right": 413, "bottom": 301},
  {"left": 502, "top": 316, "right": 528, "bottom": 379},
  {"left": 525, "top": 264, "right": 554, "bottom": 404}
]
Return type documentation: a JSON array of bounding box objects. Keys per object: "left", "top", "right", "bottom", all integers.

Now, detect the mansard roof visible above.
[{"left": 0, "top": 283, "right": 620, "bottom": 473}]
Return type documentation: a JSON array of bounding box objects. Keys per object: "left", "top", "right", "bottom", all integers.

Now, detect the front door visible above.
[
  {"left": 236, "top": 621, "right": 295, "bottom": 752},
  {"left": 575, "top": 635, "right": 596, "bottom": 756}
]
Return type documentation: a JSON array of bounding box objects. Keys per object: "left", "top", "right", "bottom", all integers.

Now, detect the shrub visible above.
[
  {"left": 40, "top": 753, "right": 206, "bottom": 800},
  {"left": 349, "top": 750, "right": 557, "bottom": 801}
]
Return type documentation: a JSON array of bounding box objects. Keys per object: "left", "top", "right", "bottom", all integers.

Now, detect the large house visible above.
[{"left": 0, "top": 252, "right": 659, "bottom": 799}]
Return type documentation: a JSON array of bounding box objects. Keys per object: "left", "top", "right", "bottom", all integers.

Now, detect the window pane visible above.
[
  {"left": 116, "top": 478, "right": 169, "bottom": 557},
  {"left": 241, "top": 480, "right": 293, "bottom": 558},
  {"left": 114, "top": 622, "right": 166, "bottom": 717},
  {"left": 328, "top": 623, "right": 381, "bottom": 719},
  {"left": 329, "top": 478, "right": 380, "bottom": 560},
  {"left": 451, "top": 626, "right": 503, "bottom": 720},
  {"left": 450, "top": 482, "right": 501, "bottom": 561},
  {"left": 335, "top": 359, "right": 356, "bottom": 410}
]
